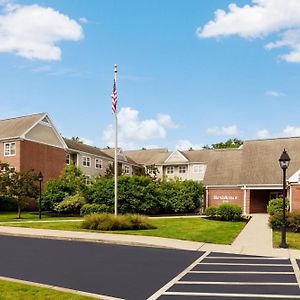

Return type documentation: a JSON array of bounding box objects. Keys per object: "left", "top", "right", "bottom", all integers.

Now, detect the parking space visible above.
[{"left": 151, "top": 252, "right": 300, "bottom": 300}]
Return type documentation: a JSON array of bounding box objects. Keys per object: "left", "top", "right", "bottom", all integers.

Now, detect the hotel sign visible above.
[{"left": 213, "top": 195, "right": 238, "bottom": 201}]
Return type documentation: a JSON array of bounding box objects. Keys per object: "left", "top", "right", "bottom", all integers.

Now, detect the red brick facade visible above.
[
  {"left": 207, "top": 188, "right": 248, "bottom": 212},
  {"left": 290, "top": 185, "right": 300, "bottom": 211},
  {"left": 0, "top": 140, "right": 66, "bottom": 186}
]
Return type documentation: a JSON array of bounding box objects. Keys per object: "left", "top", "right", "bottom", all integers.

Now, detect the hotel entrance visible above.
[{"left": 249, "top": 189, "right": 282, "bottom": 213}]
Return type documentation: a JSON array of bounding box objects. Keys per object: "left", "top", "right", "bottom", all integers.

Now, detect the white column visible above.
[{"left": 243, "top": 185, "right": 247, "bottom": 215}]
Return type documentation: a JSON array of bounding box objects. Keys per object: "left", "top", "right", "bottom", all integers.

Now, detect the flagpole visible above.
[{"left": 114, "top": 64, "right": 118, "bottom": 216}]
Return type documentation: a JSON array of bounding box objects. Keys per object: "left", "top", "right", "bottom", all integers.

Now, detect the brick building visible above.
[{"left": 0, "top": 113, "right": 67, "bottom": 184}]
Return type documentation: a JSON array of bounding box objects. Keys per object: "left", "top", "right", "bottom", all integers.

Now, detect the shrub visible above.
[
  {"left": 217, "top": 203, "right": 242, "bottom": 221},
  {"left": 42, "top": 164, "right": 87, "bottom": 210},
  {"left": 80, "top": 203, "right": 109, "bottom": 216},
  {"left": 287, "top": 211, "right": 300, "bottom": 232},
  {"left": 267, "top": 198, "right": 289, "bottom": 216},
  {"left": 269, "top": 212, "right": 283, "bottom": 230},
  {"left": 204, "top": 206, "right": 217, "bottom": 217},
  {"left": 54, "top": 194, "right": 86, "bottom": 214},
  {"left": 81, "top": 213, "right": 156, "bottom": 231}
]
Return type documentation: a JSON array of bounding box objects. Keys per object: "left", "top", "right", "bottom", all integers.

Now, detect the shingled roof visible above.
[
  {"left": 64, "top": 138, "right": 113, "bottom": 159},
  {"left": 125, "top": 148, "right": 169, "bottom": 165},
  {"left": 0, "top": 113, "right": 46, "bottom": 140}
]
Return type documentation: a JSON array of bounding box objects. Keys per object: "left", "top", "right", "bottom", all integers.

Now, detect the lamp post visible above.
[
  {"left": 278, "top": 149, "right": 290, "bottom": 249},
  {"left": 37, "top": 171, "right": 44, "bottom": 220}
]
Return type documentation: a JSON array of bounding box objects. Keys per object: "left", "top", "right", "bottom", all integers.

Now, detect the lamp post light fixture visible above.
[
  {"left": 37, "top": 171, "right": 44, "bottom": 220},
  {"left": 278, "top": 149, "right": 291, "bottom": 249}
]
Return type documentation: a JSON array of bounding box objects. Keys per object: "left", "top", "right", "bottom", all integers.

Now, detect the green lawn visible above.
[
  {"left": 0, "top": 211, "right": 80, "bottom": 223},
  {"left": 2, "top": 217, "right": 247, "bottom": 244},
  {"left": 0, "top": 279, "right": 96, "bottom": 300},
  {"left": 273, "top": 231, "right": 300, "bottom": 249}
]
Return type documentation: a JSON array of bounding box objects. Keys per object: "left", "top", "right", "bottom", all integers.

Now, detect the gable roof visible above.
[
  {"left": 64, "top": 139, "right": 113, "bottom": 159},
  {"left": 0, "top": 113, "right": 46, "bottom": 140},
  {"left": 124, "top": 148, "right": 170, "bottom": 165},
  {"left": 99, "top": 148, "right": 141, "bottom": 166}
]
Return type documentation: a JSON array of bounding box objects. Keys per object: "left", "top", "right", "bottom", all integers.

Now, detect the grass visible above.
[
  {"left": 2, "top": 217, "right": 247, "bottom": 244},
  {"left": 273, "top": 231, "right": 300, "bottom": 249},
  {"left": 0, "top": 211, "right": 80, "bottom": 223},
  {"left": 0, "top": 279, "right": 96, "bottom": 300}
]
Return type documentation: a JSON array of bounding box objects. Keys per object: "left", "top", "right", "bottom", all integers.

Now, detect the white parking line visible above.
[
  {"left": 176, "top": 281, "right": 298, "bottom": 286},
  {"left": 190, "top": 270, "right": 294, "bottom": 274},
  {"left": 163, "top": 292, "right": 300, "bottom": 298},
  {"left": 147, "top": 251, "right": 210, "bottom": 300},
  {"left": 205, "top": 257, "right": 289, "bottom": 260},
  {"left": 199, "top": 263, "right": 291, "bottom": 266}
]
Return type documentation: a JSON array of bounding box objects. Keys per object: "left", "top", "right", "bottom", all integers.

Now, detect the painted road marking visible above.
[
  {"left": 163, "top": 292, "right": 300, "bottom": 298},
  {"left": 151, "top": 252, "right": 300, "bottom": 300},
  {"left": 176, "top": 281, "right": 298, "bottom": 286},
  {"left": 147, "top": 251, "right": 210, "bottom": 300}
]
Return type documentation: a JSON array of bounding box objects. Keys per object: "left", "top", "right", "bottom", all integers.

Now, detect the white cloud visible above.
[
  {"left": 102, "top": 107, "right": 178, "bottom": 149},
  {"left": 283, "top": 126, "right": 300, "bottom": 136},
  {"left": 256, "top": 129, "right": 270, "bottom": 139},
  {"left": 81, "top": 137, "right": 94, "bottom": 146},
  {"left": 265, "top": 90, "right": 286, "bottom": 97},
  {"left": 176, "top": 139, "right": 203, "bottom": 151},
  {"left": 79, "top": 17, "right": 88, "bottom": 24},
  {"left": 197, "top": 0, "right": 300, "bottom": 63},
  {"left": 207, "top": 125, "right": 238, "bottom": 136},
  {"left": 0, "top": 2, "right": 83, "bottom": 60}
]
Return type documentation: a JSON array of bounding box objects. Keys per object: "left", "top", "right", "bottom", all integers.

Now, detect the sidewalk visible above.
[{"left": 0, "top": 215, "right": 299, "bottom": 258}]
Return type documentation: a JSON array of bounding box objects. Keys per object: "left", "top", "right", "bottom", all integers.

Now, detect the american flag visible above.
[{"left": 111, "top": 79, "right": 117, "bottom": 113}]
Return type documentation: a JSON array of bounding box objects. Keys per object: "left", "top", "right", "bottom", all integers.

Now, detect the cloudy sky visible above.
[{"left": 1, "top": 0, "right": 300, "bottom": 150}]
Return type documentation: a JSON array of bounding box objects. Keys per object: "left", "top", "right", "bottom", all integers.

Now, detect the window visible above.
[
  {"left": 193, "top": 165, "right": 202, "bottom": 173},
  {"left": 179, "top": 166, "right": 186, "bottom": 174},
  {"left": 66, "top": 154, "right": 70, "bottom": 165},
  {"left": 85, "top": 175, "right": 91, "bottom": 185},
  {"left": 82, "top": 156, "right": 91, "bottom": 167},
  {"left": 124, "top": 165, "right": 130, "bottom": 174},
  {"left": 95, "top": 158, "right": 102, "bottom": 169},
  {"left": 166, "top": 166, "right": 174, "bottom": 174},
  {"left": 4, "top": 142, "right": 16, "bottom": 156}
]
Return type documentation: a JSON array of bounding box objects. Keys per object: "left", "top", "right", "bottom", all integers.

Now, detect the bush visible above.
[
  {"left": 269, "top": 211, "right": 300, "bottom": 232},
  {"left": 269, "top": 212, "right": 283, "bottom": 230},
  {"left": 267, "top": 198, "right": 289, "bottom": 215},
  {"left": 287, "top": 211, "right": 300, "bottom": 232},
  {"left": 85, "top": 176, "right": 205, "bottom": 215},
  {"left": 42, "top": 164, "right": 87, "bottom": 210},
  {"left": 217, "top": 203, "right": 242, "bottom": 221},
  {"left": 204, "top": 206, "right": 217, "bottom": 217},
  {"left": 81, "top": 213, "right": 156, "bottom": 231},
  {"left": 54, "top": 194, "right": 86, "bottom": 214},
  {"left": 80, "top": 203, "right": 109, "bottom": 216}
]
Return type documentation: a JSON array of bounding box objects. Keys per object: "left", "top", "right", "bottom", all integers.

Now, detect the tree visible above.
[
  {"left": 71, "top": 136, "right": 83, "bottom": 143},
  {"left": 104, "top": 163, "right": 123, "bottom": 178},
  {"left": 206, "top": 138, "right": 243, "bottom": 149},
  {"left": 9, "top": 169, "right": 39, "bottom": 219},
  {"left": 42, "top": 163, "right": 87, "bottom": 210}
]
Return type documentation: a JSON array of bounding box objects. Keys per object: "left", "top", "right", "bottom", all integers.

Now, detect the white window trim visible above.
[
  {"left": 4, "top": 142, "right": 16, "bottom": 157},
  {"left": 166, "top": 166, "right": 174, "bottom": 174},
  {"left": 124, "top": 165, "right": 130, "bottom": 174},
  {"left": 82, "top": 156, "right": 91, "bottom": 167},
  {"left": 179, "top": 165, "right": 187, "bottom": 174},
  {"left": 95, "top": 158, "right": 102, "bottom": 169}
]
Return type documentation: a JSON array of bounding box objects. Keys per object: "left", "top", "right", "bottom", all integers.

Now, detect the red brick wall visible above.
[
  {"left": 20, "top": 140, "right": 66, "bottom": 185},
  {"left": 208, "top": 188, "right": 244, "bottom": 211},
  {"left": 0, "top": 140, "right": 21, "bottom": 170},
  {"left": 291, "top": 185, "right": 300, "bottom": 211}
]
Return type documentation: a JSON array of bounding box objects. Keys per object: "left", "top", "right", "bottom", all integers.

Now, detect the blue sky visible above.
[{"left": 1, "top": 0, "right": 300, "bottom": 150}]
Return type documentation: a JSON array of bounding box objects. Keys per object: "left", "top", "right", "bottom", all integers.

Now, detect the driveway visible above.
[{"left": 0, "top": 235, "right": 200, "bottom": 300}]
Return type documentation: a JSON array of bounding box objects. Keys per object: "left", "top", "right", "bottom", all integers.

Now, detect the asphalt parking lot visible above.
[{"left": 153, "top": 252, "right": 300, "bottom": 300}]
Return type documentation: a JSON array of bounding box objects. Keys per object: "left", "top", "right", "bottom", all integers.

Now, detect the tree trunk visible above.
[{"left": 17, "top": 205, "right": 21, "bottom": 219}]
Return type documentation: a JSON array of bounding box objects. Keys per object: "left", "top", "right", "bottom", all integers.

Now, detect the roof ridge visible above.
[
  {"left": 245, "top": 136, "right": 300, "bottom": 143},
  {"left": 0, "top": 112, "right": 46, "bottom": 122}
]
